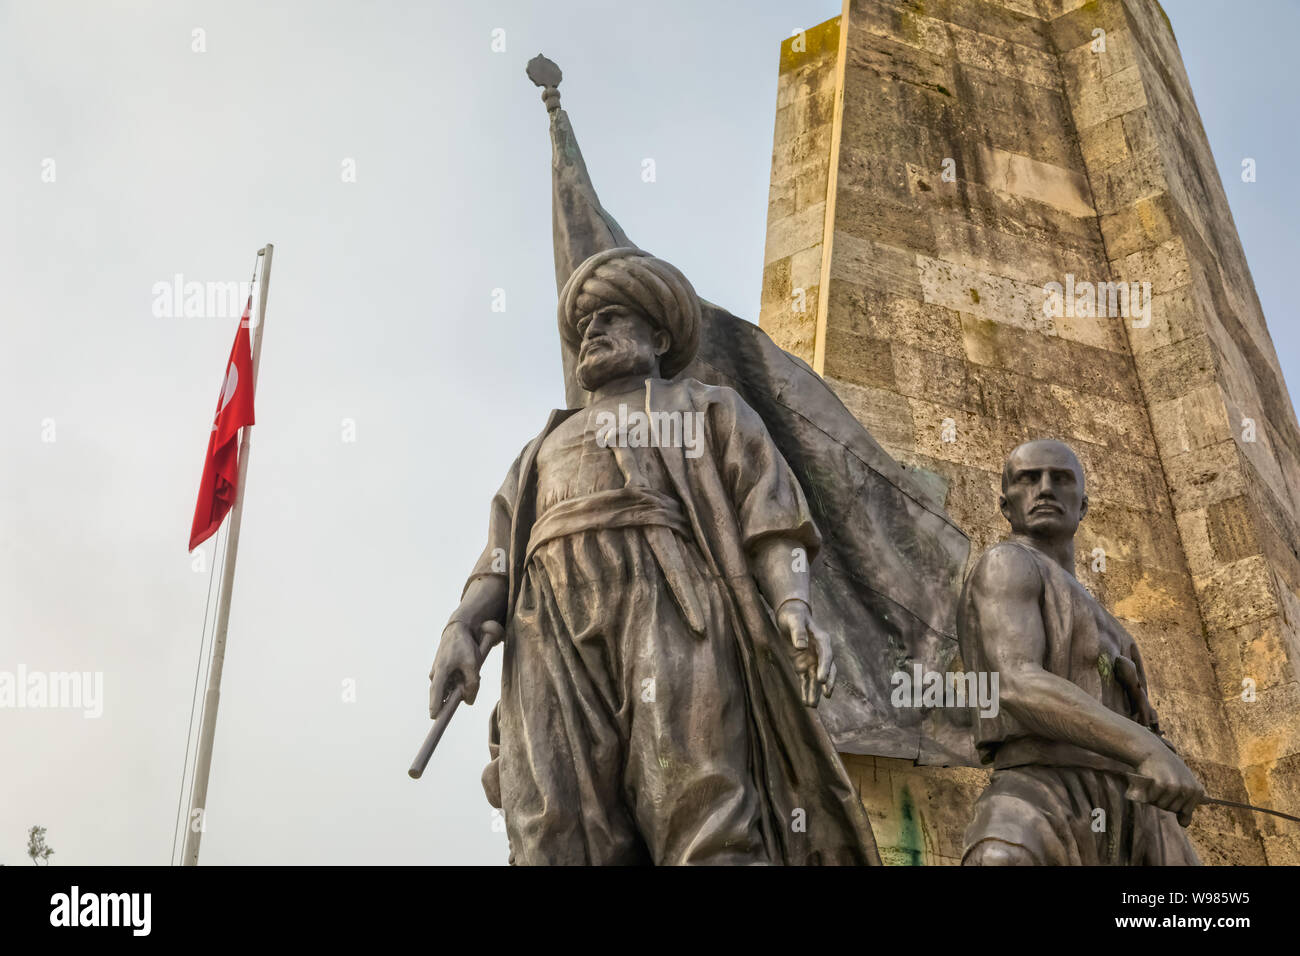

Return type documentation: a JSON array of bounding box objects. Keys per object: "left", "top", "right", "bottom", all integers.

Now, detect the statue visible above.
[
  {"left": 520, "top": 54, "right": 972, "bottom": 767},
  {"left": 959, "top": 439, "right": 1203, "bottom": 865},
  {"left": 429, "top": 247, "right": 880, "bottom": 864},
  {"left": 419, "top": 55, "right": 975, "bottom": 866}
]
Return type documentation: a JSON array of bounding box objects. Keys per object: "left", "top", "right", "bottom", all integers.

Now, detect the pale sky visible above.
[{"left": 2, "top": 0, "right": 1296, "bottom": 865}]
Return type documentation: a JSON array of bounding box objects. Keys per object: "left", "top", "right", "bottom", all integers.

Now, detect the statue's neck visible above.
[
  {"left": 587, "top": 372, "right": 656, "bottom": 405},
  {"left": 1009, "top": 532, "right": 1075, "bottom": 574}
]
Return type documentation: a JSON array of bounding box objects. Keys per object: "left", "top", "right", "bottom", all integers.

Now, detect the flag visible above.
[{"left": 189, "top": 298, "right": 256, "bottom": 551}]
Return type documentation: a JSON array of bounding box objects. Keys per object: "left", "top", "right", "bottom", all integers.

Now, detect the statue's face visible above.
[
  {"left": 575, "top": 305, "right": 669, "bottom": 390},
  {"left": 999, "top": 440, "right": 1088, "bottom": 539}
]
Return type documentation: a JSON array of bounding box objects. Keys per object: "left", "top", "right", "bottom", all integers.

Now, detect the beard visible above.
[{"left": 576, "top": 337, "right": 654, "bottom": 390}]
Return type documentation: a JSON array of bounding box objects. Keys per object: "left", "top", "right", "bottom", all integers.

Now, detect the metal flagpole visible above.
[{"left": 181, "top": 242, "right": 273, "bottom": 866}]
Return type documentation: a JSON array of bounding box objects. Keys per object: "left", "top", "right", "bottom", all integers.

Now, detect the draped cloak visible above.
[{"left": 466, "top": 378, "right": 881, "bottom": 865}]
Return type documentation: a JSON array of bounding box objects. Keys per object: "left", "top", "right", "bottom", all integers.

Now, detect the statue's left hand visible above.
[{"left": 776, "top": 599, "right": 836, "bottom": 707}]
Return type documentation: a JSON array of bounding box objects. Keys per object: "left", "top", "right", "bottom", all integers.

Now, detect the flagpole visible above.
[{"left": 182, "top": 242, "right": 273, "bottom": 866}]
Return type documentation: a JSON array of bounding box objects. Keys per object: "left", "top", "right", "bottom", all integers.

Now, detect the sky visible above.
[{"left": 1, "top": 0, "right": 1296, "bottom": 866}]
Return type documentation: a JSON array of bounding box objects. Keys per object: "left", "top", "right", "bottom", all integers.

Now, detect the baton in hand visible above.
[
  {"left": 1123, "top": 772, "right": 1300, "bottom": 827},
  {"left": 409, "top": 620, "right": 504, "bottom": 780}
]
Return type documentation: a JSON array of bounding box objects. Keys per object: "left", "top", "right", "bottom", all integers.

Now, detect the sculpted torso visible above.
[
  {"left": 535, "top": 388, "right": 650, "bottom": 510},
  {"left": 972, "top": 542, "right": 1146, "bottom": 721}
]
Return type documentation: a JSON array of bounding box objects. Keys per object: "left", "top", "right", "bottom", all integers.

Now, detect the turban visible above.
[{"left": 558, "top": 248, "right": 702, "bottom": 379}]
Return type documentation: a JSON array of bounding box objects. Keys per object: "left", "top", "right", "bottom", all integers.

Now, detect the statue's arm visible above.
[
  {"left": 707, "top": 388, "right": 820, "bottom": 552},
  {"left": 749, "top": 533, "right": 833, "bottom": 706},
  {"left": 428, "top": 447, "right": 525, "bottom": 712},
  {"left": 750, "top": 535, "right": 810, "bottom": 612},
  {"left": 972, "top": 547, "right": 1164, "bottom": 767},
  {"left": 708, "top": 388, "right": 830, "bottom": 705},
  {"left": 450, "top": 576, "right": 508, "bottom": 632},
  {"left": 453, "top": 445, "right": 527, "bottom": 612}
]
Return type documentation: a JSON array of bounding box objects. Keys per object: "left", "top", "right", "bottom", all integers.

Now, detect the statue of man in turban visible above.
[{"left": 427, "top": 248, "right": 879, "bottom": 865}]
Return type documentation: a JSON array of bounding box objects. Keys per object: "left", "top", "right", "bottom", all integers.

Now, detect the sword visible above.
[{"left": 1201, "top": 796, "right": 1300, "bottom": 824}]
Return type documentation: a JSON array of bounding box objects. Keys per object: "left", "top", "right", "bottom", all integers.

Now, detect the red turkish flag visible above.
[{"left": 189, "top": 299, "right": 257, "bottom": 551}]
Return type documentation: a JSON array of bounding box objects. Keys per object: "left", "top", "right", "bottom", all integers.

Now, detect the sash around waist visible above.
[
  {"left": 991, "top": 737, "right": 1135, "bottom": 776},
  {"left": 526, "top": 486, "right": 693, "bottom": 565}
]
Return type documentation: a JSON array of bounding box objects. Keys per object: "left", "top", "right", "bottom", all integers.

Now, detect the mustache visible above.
[{"left": 579, "top": 334, "right": 628, "bottom": 356}]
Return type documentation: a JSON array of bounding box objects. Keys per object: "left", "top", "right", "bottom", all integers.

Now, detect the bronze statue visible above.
[
  {"left": 521, "top": 55, "right": 971, "bottom": 767},
  {"left": 428, "top": 247, "right": 878, "bottom": 864},
  {"left": 959, "top": 439, "right": 1203, "bottom": 865},
  {"left": 417, "top": 55, "right": 976, "bottom": 866}
]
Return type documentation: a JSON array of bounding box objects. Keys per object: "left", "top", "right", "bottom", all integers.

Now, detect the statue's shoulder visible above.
[
  {"left": 966, "top": 541, "right": 1044, "bottom": 601},
  {"left": 655, "top": 379, "right": 771, "bottom": 443},
  {"left": 663, "top": 376, "right": 748, "bottom": 412}
]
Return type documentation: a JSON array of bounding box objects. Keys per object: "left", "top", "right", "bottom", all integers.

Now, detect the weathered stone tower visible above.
[{"left": 761, "top": 0, "right": 1300, "bottom": 865}]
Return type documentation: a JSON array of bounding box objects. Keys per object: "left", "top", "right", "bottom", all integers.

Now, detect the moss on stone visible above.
[
  {"left": 1097, "top": 650, "right": 1113, "bottom": 683},
  {"left": 897, "top": 786, "right": 926, "bottom": 866}
]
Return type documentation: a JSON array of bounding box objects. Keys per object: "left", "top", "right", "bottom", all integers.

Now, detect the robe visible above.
[{"left": 464, "top": 377, "right": 880, "bottom": 865}]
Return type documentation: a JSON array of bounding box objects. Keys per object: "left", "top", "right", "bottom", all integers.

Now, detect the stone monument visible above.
[{"left": 760, "top": 0, "right": 1300, "bottom": 865}]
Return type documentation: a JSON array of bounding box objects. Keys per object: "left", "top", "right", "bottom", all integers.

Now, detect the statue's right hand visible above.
[
  {"left": 1127, "top": 743, "right": 1205, "bottom": 827},
  {"left": 429, "top": 622, "right": 483, "bottom": 716}
]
